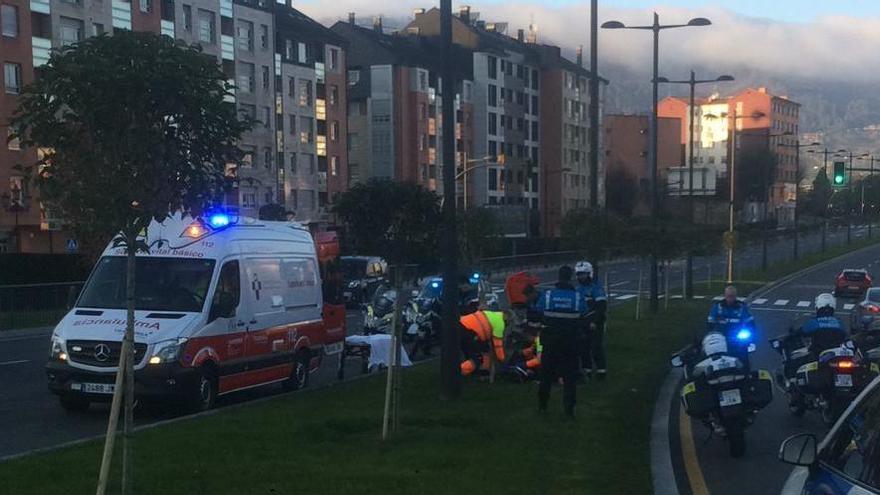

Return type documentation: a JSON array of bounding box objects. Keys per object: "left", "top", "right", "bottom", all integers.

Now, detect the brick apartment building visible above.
[
  {"left": 603, "top": 114, "right": 681, "bottom": 216},
  {"left": 0, "top": 0, "right": 348, "bottom": 252},
  {"left": 659, "top": 87, "right": 800, "bottom": 225}
]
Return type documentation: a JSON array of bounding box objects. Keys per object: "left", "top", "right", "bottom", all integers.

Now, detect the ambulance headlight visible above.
[
  {"left": 149, "top": 338, "right": 188, "bottom": 365},
  {"left": 50, "top": 336, "right": 67, "bottom": 361}
]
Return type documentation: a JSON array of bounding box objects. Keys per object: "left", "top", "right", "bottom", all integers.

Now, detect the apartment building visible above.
[{"left": 331, "top": 14, "right": 474, "bottom": 198}]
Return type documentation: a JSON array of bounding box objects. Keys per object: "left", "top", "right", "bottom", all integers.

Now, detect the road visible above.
[
  {"left": 0, "top": 223, "right": 871, "bottom": 460},
  {"left": 674, "top": 238, "right": 880, "bottom": 495}
]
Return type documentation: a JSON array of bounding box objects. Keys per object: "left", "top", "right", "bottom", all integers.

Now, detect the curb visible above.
[{"left": 648, "top": 238, "right": 880, "bottom": 495}]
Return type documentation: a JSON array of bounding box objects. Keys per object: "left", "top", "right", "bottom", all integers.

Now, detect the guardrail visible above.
[{"left": 0, "top": 282, "right": 83, "bottom": 331}]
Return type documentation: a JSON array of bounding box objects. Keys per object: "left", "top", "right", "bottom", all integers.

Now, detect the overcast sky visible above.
[{"left": 297, "top": 1, "right": 880, "bottom": 84}]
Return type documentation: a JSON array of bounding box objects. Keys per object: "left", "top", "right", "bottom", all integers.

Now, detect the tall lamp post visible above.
[
  {"left": 807, "top": 147, "right": 847, "bottom": 251},
  {"left": 602, "top": 13, "right": 711, "bottom": 311},
  {"left": 656, "top": 72, "right": 733, "bottom": 298},
  {"left": 777, "top": 139, "right": 821, "bottom": 260},
  {"left": 457, "top": 155, "right": 493, "bottom": 210}
]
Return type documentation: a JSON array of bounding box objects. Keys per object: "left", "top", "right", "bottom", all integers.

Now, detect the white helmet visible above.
[
  {"left": 702, "top": 332, "right": 729, "bottom": 357},
  {"left": 815, "top": 293, "right": 836, "bottom": 311},
  {"left": 575, "top": 261, "right": 593, "bottom": 276}
]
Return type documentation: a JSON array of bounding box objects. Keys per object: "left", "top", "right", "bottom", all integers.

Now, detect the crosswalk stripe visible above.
[
  {"left": 693, "top": 295, "right": 706, "bottom": 300},
  {"left": 712, "top": 296, "right": 723, "bottom": 301},
  {"left": 796, "top": 301, "right": 811, "bottom": 307},
  {"left": 844, "top": 304, "right": 855, "bottom": 310},
  {"left": 774, "top": 299, "right": 789, "bottom": 306},
  {"left": 671, "top": 295, "right": 683, "bottom": 299},
  {"left": 616, "top": 294, "right": 638, "bottom": 301},
  {"left": 752, "top": 298, "right": 768, "bottom": 305}
]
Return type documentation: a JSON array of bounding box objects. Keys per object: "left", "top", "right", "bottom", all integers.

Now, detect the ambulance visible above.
[{"left": 45, "top": 212, "right": 346, "bottom": 411}]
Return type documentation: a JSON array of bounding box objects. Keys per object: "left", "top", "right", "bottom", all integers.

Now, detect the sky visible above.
[{"left": 297, "top": 1, "right": 880, "bottom": 84}]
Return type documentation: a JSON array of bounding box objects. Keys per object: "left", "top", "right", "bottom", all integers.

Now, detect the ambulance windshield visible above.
[{"left": 78, "top": 257, "right": 216, "bottom": 312}]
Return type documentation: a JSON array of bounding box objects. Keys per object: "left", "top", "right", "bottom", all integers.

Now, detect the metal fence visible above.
[{"left": 0, "top": 282, "right": 83, "bottom": 331}]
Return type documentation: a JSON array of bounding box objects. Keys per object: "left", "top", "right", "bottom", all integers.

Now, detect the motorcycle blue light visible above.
[
  {"left": 735, "top": 328, "right": 752, "bottom": 341},
  {"left": 472, "top": 272, "right": 480, "bottom": 280},
  {"left": 431, "top": 282, "right": 440, "bottom": 289},
  {"left": 208, "top": 213, "right": 231, "bottom": 229}
]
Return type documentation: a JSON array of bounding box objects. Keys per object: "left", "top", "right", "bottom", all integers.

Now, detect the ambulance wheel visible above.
[
  {"left": 284, "top": 351, "right": 311, "bottom": 391},
  {"left": 59, "top": 394, "right": 90, "bottom": 412},
  {"left": 188, "top": 366, "right": 217, "bottom": 412}
]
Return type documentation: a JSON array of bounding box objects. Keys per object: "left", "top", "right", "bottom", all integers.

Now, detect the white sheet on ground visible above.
[{"left": 345, "top": 334, "right": 413, "bottom": 368}]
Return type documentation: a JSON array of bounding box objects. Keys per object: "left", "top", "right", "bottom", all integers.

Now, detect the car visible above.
[
  {"left": 834, "top": 269, "right": 872, "bottom": 298},
  {"left": 851, "top": 287, "right": 880, "bottom": 333},
  {"left": 779, "top": 375, "right": 880, "bottom": 494},
  {"left": 340, "top": 256, "right": 388, "bottom": 306}
]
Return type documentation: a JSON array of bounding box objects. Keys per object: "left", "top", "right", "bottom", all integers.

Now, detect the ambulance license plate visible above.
[
  {"left": 719, "top": 389, "right": 742, "bottom": 407},
  {"left": 79, "top": 383, "right": 115, "bottom": 394},
  {"left": 835, "top": 374, "right": 853, "bottom": 388}
]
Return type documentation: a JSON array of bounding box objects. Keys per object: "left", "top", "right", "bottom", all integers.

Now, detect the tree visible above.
[
  {"left": 605, "top": 167, "right": 638, "bottom": 217},
  {"left": 11, "top": 32, "right": 248, "bottom": 495},
  {"left": 803, "top": 169, "right": 833, "bottom": 217},
  {"left": 458, "top": 207, "right": 504, "bottom": 265},
  {"left": 561, "top": 208, "right": 623, "bottom": 264}
]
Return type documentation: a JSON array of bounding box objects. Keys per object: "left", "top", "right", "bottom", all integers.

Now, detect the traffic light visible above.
[{"left": 833, "top": 161, "right": 846, "bottom": 186}]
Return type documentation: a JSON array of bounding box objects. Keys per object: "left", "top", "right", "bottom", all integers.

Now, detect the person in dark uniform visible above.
[{"left": 535, "top": 265, "right": 584, "bottom": 417}]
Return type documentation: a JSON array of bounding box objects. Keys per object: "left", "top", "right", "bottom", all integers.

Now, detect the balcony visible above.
[
  {"left": 219, "top": 0, "right": 232, "bottom": 17},
  {"left": 30, "top": 0, "right": 50, "bottom": 14},
  {"left": 316, "top": 135, "right": 326, "bottom": 157},
  {"left": 315, "top": 62, "right": 325, "bottom": 84},
  {"left": 315, "top": 99, "right": 326, "bottom": 121},
  {"left": 32, "top": 37, "right": 51, "bottom": 67},
  {"left": 221, "top": 35, "right": 234, "bottom": 61},
  {"left": 112, "top": 0, "right": 132, "bottom": 30},
  {"left": 160, "top": 19, "right": 174, "bottom": 37}
]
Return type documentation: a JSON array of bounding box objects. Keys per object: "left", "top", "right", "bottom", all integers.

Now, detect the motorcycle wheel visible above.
[
  {"left": 788, "top": 393, "right": 806, "bottom": 417},
  {"left": 725, "top": 421, "right": 746, "bottom": 458}
]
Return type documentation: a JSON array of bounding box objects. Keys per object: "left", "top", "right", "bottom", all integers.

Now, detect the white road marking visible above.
[
  {"left": 752, "top": 298, "right": 768, "bottom": 305},
  {"left": 616, "top": 294, "right": 638, "bottom": 301},
  {"left": 0, "top": 360, "right": 29, "bottom": 366},
  {"left": 610, "top": 281, "right": 629, "bottom": 288},
  {"left": 774, "top": 299, "right": 790, "bottom": 306},
  {"left": 671, "top": 295, "right": 683, "bottom": 299},
  {"left": 844, "top": 304, "right": 855, "bottom": 310},
  {"left": 693, "top": 295, "right": 706, "bottom": 299},
  {"left": 796, "top": 301, "right": 811, "bottom": 307},
  {"left": 712, "top": 296, "right": 723, "bottom": 301}
]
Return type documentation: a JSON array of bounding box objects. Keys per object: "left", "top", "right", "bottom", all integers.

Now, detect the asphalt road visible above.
[
  {"left": 0, "top": 223, "right": 871, "bottom": 460},
  {"left": 677, "top": 238, "right": 880, "bottom": 495}
]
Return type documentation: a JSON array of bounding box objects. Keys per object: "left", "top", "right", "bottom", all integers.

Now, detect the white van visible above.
[{"left": 45, "top": 213, "right": 346, "bottom": 411}]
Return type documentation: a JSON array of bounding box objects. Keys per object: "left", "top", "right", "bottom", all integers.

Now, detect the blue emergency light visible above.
[
  {"left": 735, "top": 328, "right": 753, "bottom": 342},
  {"left": 431, "top": 281, "right": 440, "bottom": 289},
  {"left": 208, "top": 213, "right": 231, "bottom": 229}
]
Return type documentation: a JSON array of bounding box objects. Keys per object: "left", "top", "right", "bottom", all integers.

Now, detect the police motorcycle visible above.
[
  {"left": 671, "top": 330, "right": 773, "bottom": 458},
  {"left": 850, "top": 323, "right": 880, "bottom": 373},
  {"left": 770, "top": 327, "right": 877, "bottom": 427},
  {"left": 361, "top": 285, "right": 397, "bottom": 335}
]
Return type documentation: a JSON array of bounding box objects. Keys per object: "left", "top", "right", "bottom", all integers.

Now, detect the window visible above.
[
  {"left": 59, "top": 17, "right": 83, "bottom": 46},
  {"left": 487, "top": 55, "right": 497, "bottom": 79},
  {"left": 297, "top": 42, "right": 307, "bottom": 63},
  {"left": 1, "top": 4, "right": 18, "bottom": 38},
  {"left": 262, "top": 147, "right": 271, "bottom": 169},
  {"left": 260, "top": 24, "right": 269, "bottom": 50},
  {"left": 300, "top": 117, "right": 313, "bottom": 143},
  {"left": 330, "top": 156, "right": 339, "bottom": 176},
  {"left": 531, "top": 96, "right": 539, "bottom": 116},
  {"left": 516, "top": 91, "right": 524, "bottom": 106},
  {"left": 820, "top": 387, "right": 880, "bottom": 489},
  {"left": 517, "top": 118, "right": 524, "bottom": 132},
  {"left": 209, "top": 261, "right": 240, "bottom": 321},
  {"left": 299, "top": 79, "right": 312, "bottom": 107},
  {"left": 238, "top": 103, "right": 256, "bottom": 122},
  {"left": 516, "top": 64, "right": 524, "bottom": 79},
  {"left": 305, "top": 154, "right": 315, "bottom": 174},
  {"left": 237, "top": 62, "right": 254, "bottom": 93},
  {"left": 261, "top": 65, "right": 269, "bottom": 91},
  {"left": 240, "top": 146, "right": 255, "bottom": 168},
  {"left": 262, "top": 107, "right": 271, "bottom": 127},
  {"left": 488, "top": 140, "right": 497, "bottom": 157},
  {"left": 236, "top": 20, "right": 253, "bottom": 51},
  {"left": 329, "top": 121, "right": 340, "bottom": 142},
  {"left": 139, "top": 0, "right": 152, "bottom": 13},
  {"left": 488, "top": 84, "right": 497, "bottom": 107},
  {"left": 488, "top": 112, "right": 497, "bottom": 135},
  {"left": 3, "top": 62, "right": 20, "bottom": 94},
  {"left": 531, "top": 69, "right": 539, "bottom": 90},
  {"left": 288, "top": 114, "right": 296, "bottom": 136},
  {"left": 92, "top": 23, "right": 105, "bottom": 36},
  {"left": 419, "top": 135, "right": 426, "bottom": 151},
  {"left": 289, "top": 153, "right": 297, "bottom": 172},
  {"left": 285, "top": 39, "right": 294, "bottom": 60},
  {"left": 182, "top": 4, "right": 192, "bottom": 32},
  {"left": 198, "top": 9, "right": 215, "bottom": 44},
  {"left": 505, "top": 60, "right": 512, "bottom": 76},
  {"left": 329, "top": 85, "right": 338, "bottom": 106},
  {"left": 241, "top": 191, "right": 256, "bottom": 208},
  {"left": 7, "top": 128, "right": 19, "bottom": 150},
  {"left": 329, "top": 48, "right": 339, "bottom": 70},
  {"left": 488, "top": 168, "right": 497, "bottom": 190}
]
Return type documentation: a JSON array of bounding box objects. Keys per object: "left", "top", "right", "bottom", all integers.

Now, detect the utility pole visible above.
[
  {"left": 589, "top": 0, "right": 599, "bottom": 209},
  {"left": 439, "top": 0, "right": 461, "bottom": 399}
]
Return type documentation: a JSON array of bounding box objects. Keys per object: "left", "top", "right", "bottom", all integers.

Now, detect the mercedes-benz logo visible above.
[{"left": 94, "top": 344, "right": 111, "bottom": 362}]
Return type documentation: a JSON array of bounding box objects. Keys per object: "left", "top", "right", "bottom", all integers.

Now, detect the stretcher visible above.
[{"left": 337, "top": 334, "right": 412, "bottom": 380}]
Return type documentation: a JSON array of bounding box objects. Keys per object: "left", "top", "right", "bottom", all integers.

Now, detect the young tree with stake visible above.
[{"left": 11, "top": 32, "right": 249, "bottom": 494}]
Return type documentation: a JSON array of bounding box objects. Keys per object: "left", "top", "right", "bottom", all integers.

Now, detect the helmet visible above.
[
  {"left": 575, "top": 261, "right": 593, "bottom": 276},
  {"left": 815, "top": 293, "right": 836, "bottom": 311},
  {"left": 702, "top": 332, "right": 729, "bottom": 357}
]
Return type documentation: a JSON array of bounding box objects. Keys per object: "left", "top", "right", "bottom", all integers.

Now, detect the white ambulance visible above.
[{"left": 45, "top": 212, "right": 346, "bottom": 411}]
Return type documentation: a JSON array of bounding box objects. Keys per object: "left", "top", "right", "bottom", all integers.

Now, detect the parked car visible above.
[
  {"left": 340, "top": 256, "right": 388, "bottom": 306},
  {"left": 779, "top": 375, "right": 880, "bottom": 494},
  {"left": 834, "top": 269, "right": 872, "bottom": 298},
  {"left": 851, "top": 287, "right": 880, "bottom": 332}
]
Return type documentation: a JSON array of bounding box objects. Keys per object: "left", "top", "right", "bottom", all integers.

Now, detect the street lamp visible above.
[
  {"left": 602, "top": 13, "right": 711, "bottom": 311},
  {"left": 656, "top": 71, "right": 734, "bottom": 298},
  {"left": 777, "top": 139, "right": 821, "bottom": 259},
  {"left": 456, "top": 155, "right": 494, "bottom": 210}
]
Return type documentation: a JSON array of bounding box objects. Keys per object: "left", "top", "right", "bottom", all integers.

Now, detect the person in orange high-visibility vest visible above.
[{"left": 459, "top": 310, "right": 507, "bottom": 375}]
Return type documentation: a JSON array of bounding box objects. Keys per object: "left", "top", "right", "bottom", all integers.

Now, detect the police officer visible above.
[
  {"left": 535, "top": 265, "right": 584, "bottom": 417},
  {"left": 575, "top": 261, "right": 608, "bottom": 380},
  {"left": 707, "top": 285, "right": 755, "bottom": 336}
]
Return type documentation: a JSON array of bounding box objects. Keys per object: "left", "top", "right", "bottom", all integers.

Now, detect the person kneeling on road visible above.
[
  {"left": 459, "top": 309, "right": 508, "bottom": 376},
  {"left": 535, "top": 265, "right": 584, "bottom": 417}
]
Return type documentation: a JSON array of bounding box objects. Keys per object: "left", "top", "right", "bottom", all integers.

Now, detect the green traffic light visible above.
[{"left": 835, "top": 175, "right": 844, "bottom": 184}]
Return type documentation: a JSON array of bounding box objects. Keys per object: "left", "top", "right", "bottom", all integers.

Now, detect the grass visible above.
[
  {"left": 3, "top": 300, "right": 706, "bottom": 495},
  {"left": 0, "top": 309, "right": 66, "bottom": 331}
]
